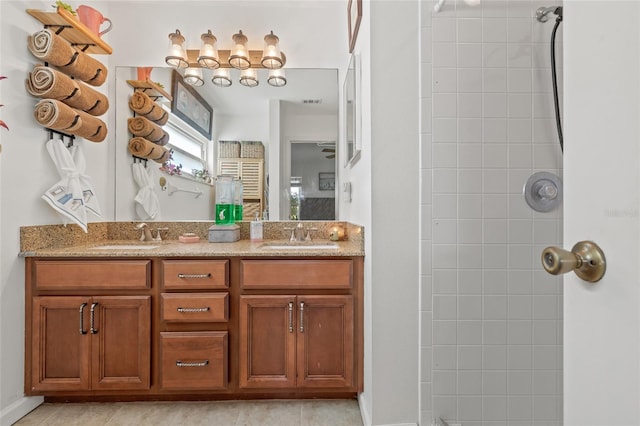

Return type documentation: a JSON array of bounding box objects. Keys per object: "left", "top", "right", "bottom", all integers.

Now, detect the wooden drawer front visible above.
[
  {"left": 240, "top": 260, "right": 353, "bottom": 289},
  {"left": 160, "top": 332, "right": 228, "bottom": 390},
  {"left": 34, "top": 260, "right": 150, "bottom": 290},
  {"left": 162, "top": 260, "right": 228, "bottom": 289},
  {"left": 161, "top": 293, "right": 228, "bottom": 322}
]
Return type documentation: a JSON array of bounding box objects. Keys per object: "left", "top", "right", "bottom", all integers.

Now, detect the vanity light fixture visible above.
[
  {"left": 239, "top": 68, "right": 259, "bottom": 87},
  {"left": 165, "top": 29, "right": 188, "bottom": 68},
  {"left": 261, "top": 31, "right": 284, "bottom": 69},
  {"left": 267, "top": 68, "right": 287, "bottom": 87},
  {"left": 197, "top": 30, "right": 220, "bottom": 69},
  {"left": 212, "top": 68, "right": 232, "bottom": 87},
  {"left": 164, "top": 28, "right": 288, "bottom": 87},
  {"left": 183, "top": 67, "right": 204, "bottom": 87}
]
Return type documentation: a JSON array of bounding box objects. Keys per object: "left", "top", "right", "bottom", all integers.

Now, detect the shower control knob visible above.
[{"left": 541, "top": 241, "right": 606, "bottom": 283}]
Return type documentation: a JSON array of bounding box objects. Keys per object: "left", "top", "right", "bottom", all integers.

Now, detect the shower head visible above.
[{"left": 536, "top": 6, "right": 563, "bottom": 23}]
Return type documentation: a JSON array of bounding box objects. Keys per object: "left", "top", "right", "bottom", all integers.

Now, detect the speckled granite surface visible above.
[{"left": 20, "top": 221, "right": 364, "bottom": 258}]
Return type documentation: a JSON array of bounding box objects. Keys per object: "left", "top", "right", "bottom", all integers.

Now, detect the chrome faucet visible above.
[
  {"left": 284, "top": 222, "right": 318, "bottom": 242},
  {"left": 135, "top": 223, "right": 154, "bottom": 242}
]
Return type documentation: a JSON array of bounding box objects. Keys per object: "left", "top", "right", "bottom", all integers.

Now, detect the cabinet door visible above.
[
  {"left": 296, "top": 295, "right": 354, "bottom": 388},
  {"left": 239, "top": 295, "right": 296, "bottom": 388},
  {"left": 239, "top": 160, "right": 263, "bottom": 199},
  {"left": 90, "top": 296, "right": 151, "bottom": 390},
  {"left": 31, "top": 297, "right": 90, "bottom": 392}
]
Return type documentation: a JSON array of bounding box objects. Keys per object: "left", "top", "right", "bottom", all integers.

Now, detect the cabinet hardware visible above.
[
  {"left": 79, "top": 302, "right": 87, "bottom": 335},
  {"left": 288, "top": 302, "right": 294, "bottom": 333},
  {"left": 89, "top": 302, "right": 98, "bottom": 334},
  {"left": 177, "top": 273, "right": 212, "bottom": 279},
  {"left": 177, "top": 307, "right": 210, "bottom": 313},
  {"left": 176, "top": 360, "right": 209, "bottom": 367},
  {"left": 299, "top": 301, "right": 305, "bottom": 333}
]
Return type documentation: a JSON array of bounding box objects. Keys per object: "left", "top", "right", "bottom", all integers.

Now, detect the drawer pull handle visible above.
[
  {"left": 176, "top": 360, "right": 209, "bottom": 368},
  {"left": 79, "top": 302, "right": 87, "bottom": 335},
  {"left": 177, "top": 307, "right": 210, "bottom": 313},
  {"left": 299, "top": 301, "right": 305, "bottom": 333},
  {"left": 89, "top": 302, "right": 99, "bottom": 334},
  {"left": 288, "top": 302, "right": 294, "bottom": 333},
  {"left": 177, "top": 273, "right": 212, "bottom": 279}
]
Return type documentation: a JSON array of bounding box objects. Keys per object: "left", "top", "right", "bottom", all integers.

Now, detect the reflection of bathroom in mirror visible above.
[{"left": 114, "top": 67, "right": 338, "bottom": 222}]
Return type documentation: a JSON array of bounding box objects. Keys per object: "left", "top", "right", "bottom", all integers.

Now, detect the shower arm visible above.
[{"left": 536, "top": 6, "right": 563, "bottom": 23}]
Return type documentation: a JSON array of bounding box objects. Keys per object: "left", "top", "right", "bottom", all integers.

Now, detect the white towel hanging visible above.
[{"left": 132, "top": 162, "right": 160, "bottom": 220}]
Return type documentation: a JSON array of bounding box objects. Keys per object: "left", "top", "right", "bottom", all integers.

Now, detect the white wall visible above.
[
  {"left": 347, "top": 1, "right": 421, "bottom": 424},
  {"left": 424, "top": 1, "right": 564, "bottom": 424}
]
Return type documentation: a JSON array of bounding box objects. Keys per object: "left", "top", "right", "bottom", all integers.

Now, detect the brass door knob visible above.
[{"left": 541, "top": 241, "right": 606, "bottom": 283}]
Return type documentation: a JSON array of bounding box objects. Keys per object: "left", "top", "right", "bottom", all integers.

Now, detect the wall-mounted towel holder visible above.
[
  {"left": 132, "top": 155, "right": 148, "bottom": 168},
  {"left": 48, "top": 128, "right": 75, "bottom": 148}
]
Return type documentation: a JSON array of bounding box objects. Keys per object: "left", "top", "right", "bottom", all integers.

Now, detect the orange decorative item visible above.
[
  {"left": 76, "top": 5, "right": 112, "bottom": 37},
  {"left": 137, "top": 67, "right": 153, "bottom": 81}
]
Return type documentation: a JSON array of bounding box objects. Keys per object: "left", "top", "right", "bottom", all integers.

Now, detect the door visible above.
[
  {"left": 239, "top": 295, "right": 296, "bottom": 388},
  {"left": 296, "top": 295, "right": 354, "bottom": 388},
  {"left": 563, "top": 2, "right": 640, "bottom": 425},
  {"left": 31, "top": 297, "right": 91, "bottom": 391},
  {"left": 91, "top": 296, "right": 151, "bottom": 390}
]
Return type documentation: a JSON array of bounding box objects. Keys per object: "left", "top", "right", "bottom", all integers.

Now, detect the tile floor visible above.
[{"left": 14, "top": 399, "right": 363, "bottom": 426}]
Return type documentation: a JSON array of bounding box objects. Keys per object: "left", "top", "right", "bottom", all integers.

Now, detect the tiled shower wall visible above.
[{"left": 420, "top": 1, "right": 564, "bottom": 424}]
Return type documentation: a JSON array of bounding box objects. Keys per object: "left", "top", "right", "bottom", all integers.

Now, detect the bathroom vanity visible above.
[{"left": 21, "top": 222, "right": 364, "bottom": 401}]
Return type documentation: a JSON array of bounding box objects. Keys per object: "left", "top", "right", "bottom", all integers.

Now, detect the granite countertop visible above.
[
  {"left": 20, "top": 221, "right": 365, "bottom": 258},
  {"left": 21, "top": 238, "right": 364, "bottom": 258}
]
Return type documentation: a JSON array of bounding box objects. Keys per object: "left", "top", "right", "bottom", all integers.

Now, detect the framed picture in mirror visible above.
[
  {"left": 319, "top": 172, "right": 336, "bottom": 191},
  {"left": 171, "top": 70, "right": 213, "bottom": 139},
  {"left": 347, "top": 0, "right": 362, "bottom": 53}
]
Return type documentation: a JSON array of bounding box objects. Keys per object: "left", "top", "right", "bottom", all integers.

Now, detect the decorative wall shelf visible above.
[
  {"left": 26, "top": 7, "right": 113, "bottom": 55},
  {"left": 127, "top": 80, "right": 173, "bottom": 102}
]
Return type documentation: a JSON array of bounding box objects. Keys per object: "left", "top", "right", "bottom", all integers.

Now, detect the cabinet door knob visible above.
[
  {"left": 288, "top": 302, "right": 294, "bottom": 333},
  {"left": 299, "top": 301, "right": 305, "bottom": 333},
  {"left": 177, "top": 273, "right": 212, "bottom": 279},
  {"left": 89, "top": 302, "right": 99, "bottom": 334},
  {"left": 79, "top": 302, "right": 88, "bottom": 335},
  {"left": 176, "top": 360, "right": 209, "bottom": 368}
]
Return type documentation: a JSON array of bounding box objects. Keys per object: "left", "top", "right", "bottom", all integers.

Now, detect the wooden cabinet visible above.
[
  {"left": 25, "top": 255, "right": 363, "bottom": 398},
  {"left": 158, "top": 259, "right": 230, "bottom": 391},
  {"left": 160, "top": 331, "right": 228, "bottom": 390},
  {"left": 239, "top": 295, "right": 354, "bottom": 389},
  {"left": 238, "top": 259, "right": 358, "bottom": 392},
  {"left": 30, "top": 295, "right": 150, "bottom": 392},
  {"left": 26, "top": 259, "right": 152, "bottom": 395}
]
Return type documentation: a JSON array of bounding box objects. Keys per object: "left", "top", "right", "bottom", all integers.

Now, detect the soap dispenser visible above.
[{"left": 250, "top": 213, "right": 263, "bottom": 241}]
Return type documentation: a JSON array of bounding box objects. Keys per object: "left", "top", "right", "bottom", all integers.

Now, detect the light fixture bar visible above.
[{"left": 185, "top": 49, "right": 286, "bottom": 69}]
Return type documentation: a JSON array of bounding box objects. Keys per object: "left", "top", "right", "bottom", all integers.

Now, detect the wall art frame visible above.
[
  {"left": 347, "top": 0, "right": 362, "bottom": 53},
  {"left": 171, "top": 70, "right": 213, "bottom": 139}
]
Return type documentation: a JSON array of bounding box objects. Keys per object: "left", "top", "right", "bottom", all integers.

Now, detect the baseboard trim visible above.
[
  {"left": 0, "top": 396, "right": 43, "bottom": 426},
  {"left": 358, "top": 393, "right": 372, "bottom": 426}
]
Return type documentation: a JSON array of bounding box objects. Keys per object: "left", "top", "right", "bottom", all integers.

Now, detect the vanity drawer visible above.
[
  {"left": 240, "top": 259, "right": 353, "bottom": 290},
  {"left": 33, "top": 260, "right": 150, "bottom": 290},
  {"left": 160, "top": 331, "right": 228, "bottom": 390},
  {"left": 162, "top": 260, "right": 229, "bottom": 289},
  {"left": 161, "top": 293, "right": 229, "bottom": 322}
]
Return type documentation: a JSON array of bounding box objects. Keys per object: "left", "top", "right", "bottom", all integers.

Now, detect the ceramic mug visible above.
[{"left": 76, "top": 5, "right": 112, "bottom": 37}]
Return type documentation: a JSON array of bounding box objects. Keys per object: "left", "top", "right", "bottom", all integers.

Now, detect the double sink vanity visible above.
[{"left": 20, "top": 221, "right": 364, "bottom": 401}]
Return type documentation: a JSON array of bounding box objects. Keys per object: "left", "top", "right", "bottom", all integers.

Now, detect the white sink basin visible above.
[
  {"left": 91, "top": 244, "right": 159, "bottom": 250},
  {"left": 260, "top": 242, "right": 339, "bottom": 250}
]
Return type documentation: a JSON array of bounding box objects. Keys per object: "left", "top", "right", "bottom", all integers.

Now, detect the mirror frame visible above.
[{"left": 344, "top": 54, "right": 361, "bottom": 167}]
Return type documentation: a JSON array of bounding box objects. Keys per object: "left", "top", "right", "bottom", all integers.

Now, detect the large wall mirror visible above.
[{"left": 114, "top": 67, "right": 338, "bottom": 222}]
